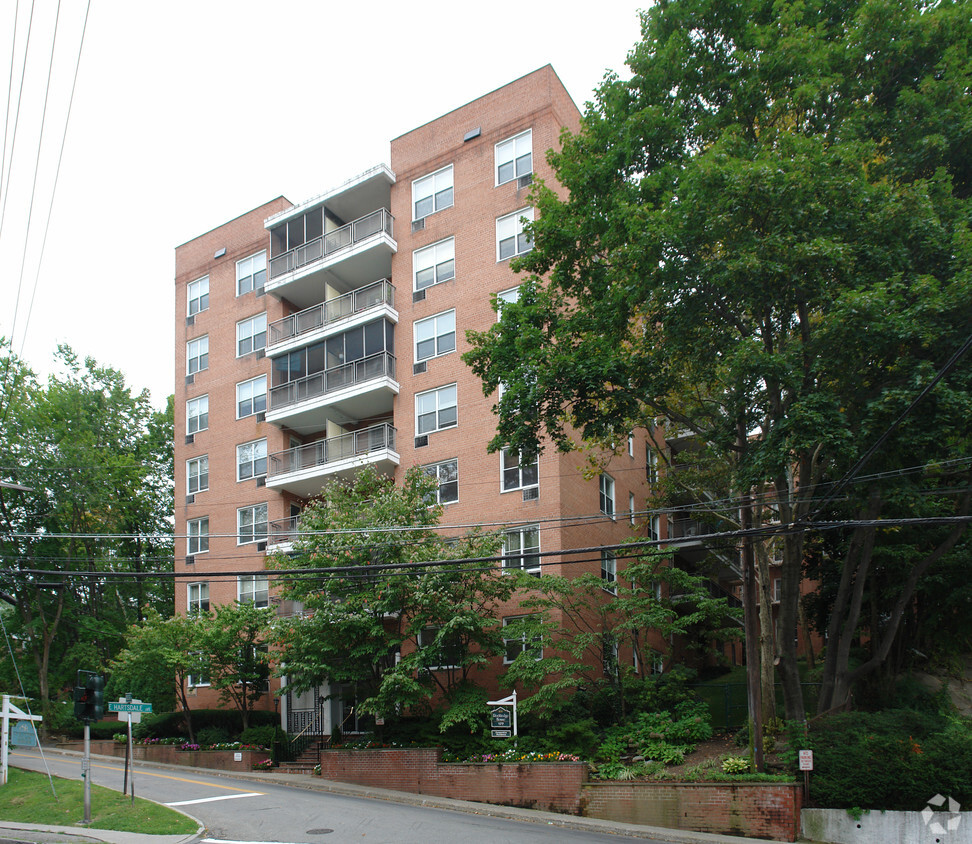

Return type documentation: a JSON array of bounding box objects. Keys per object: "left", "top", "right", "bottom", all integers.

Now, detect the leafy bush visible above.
[
  {"left": 722, "top": 755, "right": 750, "bottom": 774},
  {"left": 196, "top": 727, "right": 231, "bottom": 746},
  {"left": 240, "top": 725, "right": 282, "bottom": 749},
  {"left": 595, "top": 697, "right": 713, "bottom": 765},
  {"left": 132, "top": 709, "right": 278, "bottom": 741}
]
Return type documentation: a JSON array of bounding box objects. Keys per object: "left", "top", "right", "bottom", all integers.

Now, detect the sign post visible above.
[
  {"left": 108, "top": 699, "right": 152, "bottom": 803},
  {"left": 0, "top": 696, "right": 43, "bottom": 786},
  {"left": 487, "top": 691, "right": 517, "bottom": 739},
  {"left": 799, "top": 749, "right": 813, "bottom": 802}
]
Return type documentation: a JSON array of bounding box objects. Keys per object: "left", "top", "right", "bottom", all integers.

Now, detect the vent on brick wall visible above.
[
  {"left": 256, "top": 411, "right": 265, "bottom": 423},
  {"left": 186, "top": 315, "right": 195, "bottom": 327},
  {"left": 517, "top": 174, "right": 533, "bottom": 190},
  {"left": 257, "top": 541, "right": 267, "bottom": 552},
  {"left": 413, "top": 289, "right": 426, "bottom": 303},
  {"left": 523, "top": 486, "right": 539, "bottom": 502},
  {"left": 185, "top": 434, "right": 194, "bottom": 445},
  {"left": 185, "top": 555, "right": 195, "bottom": 566},
  {"left": 185, "top": 374, "right": 194, "bottom": 386},
  {"left": 186, "top": 494, "right": 195, "bottom": 505},
  {"left": 413, "top": 361, "right": 427, "bottom": 375},
  {"left": 411, "top": 218, "right": 425, "bottom": 233},
  {"left": 213, "top": 247, "right": 226, "bottom": 259},
  {"left": 414, "top": 435, "right": 429, "bottom": 449},
  {"left": 256, "top": 476, "right": 266, "bottom": 488}
]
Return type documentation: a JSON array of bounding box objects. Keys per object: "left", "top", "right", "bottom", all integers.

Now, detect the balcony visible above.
[
  {"left": 268, "top": 515, "right": 301, "bottom": 550},
  {"left": 266, "top": 209, "right": 395, "bottom": 309},
  {"left": 266, "top": 424, "right": 399, "bottom": 498},
  {"left": 266, "top": 351, "right": 398, "bottom": 434},
  {"left": 268, "top": 279, "right": 395, "bottom": 354}
]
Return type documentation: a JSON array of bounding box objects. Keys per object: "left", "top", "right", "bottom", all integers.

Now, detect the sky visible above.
[{"left": 0, "top": 1, "right": 644, "bottom": 409}]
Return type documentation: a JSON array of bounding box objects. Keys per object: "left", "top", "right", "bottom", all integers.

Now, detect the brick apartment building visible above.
[{"left": 174, "top": 66, "right": 674, "bottom": 735}]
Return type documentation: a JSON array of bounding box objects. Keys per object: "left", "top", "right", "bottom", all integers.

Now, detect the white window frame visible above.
[
  {"left": 186, "top": 395, "right": 208, "bottom": 434},
  {"left": 501, "top": 448, "right": 538, "bottom": 492},
  {"left": 415, "top": 384, "right": 457, "bottom": 435},
  {"left": 423, "top": 458, "right": 458, "bottom": 505},
  {"left": 629, "top": 492, "right": 636, "bottom": 526},
  {"left": 503, "top": 525, "right": 540, "bottom": 575},
  {"left": 237, "top": 313, "right": 267, "bottom": 357},
  {"left": 187, "top": 335, "right": 209, "bottom": 375},
  {"left": 495, "top": 129, "right": 532, "bottom": 186},
  {"left": 418, "top": 626, "right": 460, "bottom": 670},
  {"left": 628, "top": 434, "right": 635, "bottom": 457},
  {"left": 238, "top": 573, "right": 269, "bottom": 608},
  {"left": 414, "top": 309, "right": 456, "bottom": 362},
  {"left": 237, "top": 375, "right": 267, "bottom": 419},
  {"left": 188, "top": 517, "right": 209, "bottom": 555},
  {"left": 601, "top": 550, "right": 617, "bottom": 593},
  {"left": 773, "top": 577, "right": 782, "bottom": 603},
  {"left": 647, "top": 446, "right": 658, "bottom": 484},
  {"left": 187, "top": 275, "right": 209, "bottom": 316},
  {"left": 599, "top": 473, "right": 616, "bottom": 519},
  {"left": 237, "top": 439, "right": 268, "bottom": 481},
  {"left": 496, "top": 286, "right": 521, "bottom": 319},
  {"left": 237, "top": 251, "right": 267, "bottom": 296},
  {"left": 187, "top": 455, "right": 208, "bottom": 495},
  {"left": 412, "top": 165, "right": 454, "bottom": 220},
  {"left": 237, "top": 503, "right": 268, "bottom": 545},
  {"left": 502, "top": 615, "right": 542, "bottom": 664},
  {"left": 187, "top": 581, "right": 209, "bottom": 613},
  {"left": 187, "top": 653, "right": 210, "bottom": 688},
  {"left": 413, "top": 237, "right": 455, "bottom": 291},
  {"left": 649, "top": 515, "right": 661, "bottom": 544},
  {"left": 496, "top": 207, "right": 534, "bottom": 261}
]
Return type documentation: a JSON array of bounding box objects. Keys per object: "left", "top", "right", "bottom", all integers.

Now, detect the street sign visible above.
[
  {"left": 108, "top": 702, "right": 153, "bottom": 713},
  {"left": 799, "top": 750, "right": 813, "bottom": 771}
]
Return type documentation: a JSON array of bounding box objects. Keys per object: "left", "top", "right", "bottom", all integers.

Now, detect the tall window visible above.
[
  {"left": 599, "top": 473, "right": 616, "bottom": 518},
  {"left": 496, "top": 286, "right": 520, "bottom": 317},
  {"left": 188, "top": 517, "right": 209, "bottom": 555},
  {"left": 418, "top": 626, "right": 461, "bottom": 670},
  {"left": 423, "top": 459, "right": 458, "bottom": 504},
  {"left": 601, "top": 550, "right": 617, "bottom": 593},
  {"left": 187, "top": 336, "right": 209, "bottom": 375},
  {"left": 237, "top": 503, "right": 268, "bottom": 545},
  {"left": 238, "top": 574, "right": 269, "bottom": 608},
  {"left": 503, "top": 615, "right": 542, "bottom": 663},
  {"left": 237, "top": 375, "right": 267, "bottom": 418},
  {"left": 629, "top": 492, "right": 636, "bottom": 526},
  {"left": 503, "top": 525, "right": 540, "bottom": 574},
  {"left": 237, "top": 251, "right": 267, "bottom": 295},
  {"left": 412, "top": 165, "right": 453, "bottom": 219},
  {"left": 496, "top": 208, "right": 533, "bottom": 260},
  {"left": 414, "top": 310, "right": 456, "bottom": 362},
  {"left": 187, "top": 456, "right": 208, "bottom": 494},
  {"left": 187, "top": 582, "right": 209, "bottom": 612},
  {"left": 413, "top": 237, "right": 455, "bottom": 291},
  {"left": 237, "top": 313, "right": 267, "bottom": 356},
  {"left": 187, "top": 276, "right": 209, "bottom": 316},
  {"left": 416, "top": 384, "right": 457, "bottom": 435},
  {"left": 501, "top": 448, "right": 538, "bottom": 492},
  {"left": 187, "top": 395, "right": 208, "bottom": 434},
  {"left": 237, "top": 439, "right": 268, "bottom": 481},
  {"left": 495, "top": 129, "right": 532, "bottom": 185},
  {"left": 647, "top": 445, "right": 658, "bottom": 484}
]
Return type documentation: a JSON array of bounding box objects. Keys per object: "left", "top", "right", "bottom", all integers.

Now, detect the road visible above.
[{"left": 10, "top": 749, "right": 682, "bottom": 844}]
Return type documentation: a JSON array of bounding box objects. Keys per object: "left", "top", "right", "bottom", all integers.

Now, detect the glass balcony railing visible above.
[
  {"left": 269, "top": 515, "right": 301, "bottom": 546},
  {"left": 269, "top": 208, "right": 393, "bottom": 281},
  {"left": 268, "top": 424, "right": 397, "bottom": 480},
  {"left": 269, "top": 351, "right": 396, "bottom": 412},
  {"left": 268, "top": 280, "right": 395, "bottom": 347}
]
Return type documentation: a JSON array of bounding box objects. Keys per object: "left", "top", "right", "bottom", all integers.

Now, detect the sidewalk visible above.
[{"left": 5, "top": 747, "right": 797, "bottom": 844}]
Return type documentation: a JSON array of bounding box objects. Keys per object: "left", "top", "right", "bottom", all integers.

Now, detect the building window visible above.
[
  {"left": 414, "top": 310, "right": 456, "bottom": 362},
  {"left": 496, "top": 129, "right": 532, "bottom": 185},
  {"left": 238, "top": 574, "right": 269, "bottom": 608},
  {"left": 628, "top": 434, "right": 635, "bottom": 457},
  {"left": 503, "top": 525, "right": 540, "bottom": 574},
  {"left": 187, "top": 456, "right": 209, "bottom": 495},
  {"left": 237, "top": 439, "right": 268, "bottom": 481},
  {"left": 187, "top": 336, "right": 209, "bottom": 375},
  {"left": 418, "top": 626, "right": 461, "bottom": 670},
  {"left": 496, "top": 208, "right": 533, "bottom": 261},
  {"left": 237, "top": 375, "right": 267, "bottom": 419},
  {"left": 496, "top": 286, "right": 520, "bottom": 318},
  {"left": 187, "top": 581, "right": 209, "bottom": 613},
  {"left": 187, "top": 276, "right": 209, "bottom": 316},
  {"left": 237, "top": 503, "right": 268, "bottom": 545},
  {"left": 773, "top": 577, "right": 782, "bottom": 603},
  {"left": 188, "top": 517, "right": 209, "bottom": 555},
  {"left": 649, "top": 515, "right": 661, "bottom": 543},
  {"left": 629, "top": 492, "right": 636, "bottom": 526},
  {"left": 187, "top": 395, "right": 208, "bottom": 434},
  {"left": 423, "top": 459, "right": 458, "bottom": 504},
  {"left": 647, "top": 446, "right": 658, "bottom": 484},
  {"left": 599, "top": 474, "right": 616, "bottom": 518},
  {"left": 501, "top": 448, "right": 538, "bottom": 492},
  {"left": 601, "top": 550, "right": 617, "bottom": 593},
  {"left": 187, "top": 654, "right": 210, "bottom": 688},
  {"left": 237, "top": 251, "right": 267, "bottom": 296},
  {"left": 413, "top": 237, "right": 455, "bottom": 291},
  {"left": 412, "top": 165, "right": 453, "bottom": 220},
  {"left": 237, "top": 313, "right": 267, "bottom": 357},
  {"left": 416, "top": 384, "right": 457, "bottom": 435},
  {"left": 503, "top": 615, "right": 542, "bottom": 663}
]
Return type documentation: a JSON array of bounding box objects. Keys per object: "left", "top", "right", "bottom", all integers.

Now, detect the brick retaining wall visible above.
[{"left": 60, "top": 740, "right": 266, "bottom": 772}]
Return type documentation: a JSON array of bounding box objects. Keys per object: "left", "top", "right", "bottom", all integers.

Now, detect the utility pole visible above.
[{"left": 741, "top": 493, "right": 764, "bottom": 772}]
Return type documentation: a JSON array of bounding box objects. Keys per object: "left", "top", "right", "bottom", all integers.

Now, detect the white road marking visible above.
[
  {"left": 165, "top": 791, "right": 263, "bottom": 806},
  {"left": 199, "top": 841, "right": 299, "bottom": 844}
]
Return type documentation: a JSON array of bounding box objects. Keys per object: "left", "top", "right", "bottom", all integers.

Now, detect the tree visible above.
[
  {"left": 0, "top": 344, "right": 174, "bottom": 727},
  {"left": 269, "top": 466, "right": 510, "bottom": 729},
  {"left": 465, "top": 0, "right": 972, "bottom": 719}
]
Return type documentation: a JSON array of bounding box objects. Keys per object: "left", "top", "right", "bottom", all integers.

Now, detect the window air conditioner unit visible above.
[
  {"left": 256, "top": 287, "right": 265, "bottom": 297},
  {"left": 256, "top": 477, "right": 266, "bottom": 488},
  {"left": 256, "top": 349, "right": 265, "bottom": 360},
  {"left": 185, "top": 374, "right": 194, "bottom": 386},
  {"left": 414, "top": 435, "right": 429, "bottom": 449},
  {"left": 256, "top": 411, "right": 266, "bottom": 423},
  {"left": 413, "top": 361, "right": 427, "bottom": 375},
  {"left": 413, "top": 289, "right": 426, "bottom": 303},
  {"left": 523, "top": 487, "right": 539, "bottom": 502},
  {"left": 186, "top": 315, "right": 195, "bottom": 326},
  {"left": 411, "top": 218, "right": 426, "bottom": 233},
  {"left": 185, "top": 434, "right": 194, "bottom": 445},
  {"left": 257, "top": 541, "right": 267, "bottom": 552},
  {"left": 185, "top": 556, "right": 194, "bottom": 566},
  {"left": 186, "top": 495, "right": 195, "bottom": 505},
  {"left": 517, "top": 174, "right": 533, "bottom": 190}
]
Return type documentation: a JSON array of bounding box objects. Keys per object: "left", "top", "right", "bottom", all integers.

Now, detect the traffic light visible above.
[
  {"left": 73, "top": 671, "right": 105, "bottom": 722},
  {"left": 73, "top": 684, "right": 91, "bottom": 720}
]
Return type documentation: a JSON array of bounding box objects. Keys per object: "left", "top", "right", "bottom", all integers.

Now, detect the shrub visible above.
[
  {"left": 722, "top": 755, "right": 750, "bottom": 774},
  {"left": 196, "top": 727, "right": 232, "bottom": 746},
  {"left": 240, "top": 725, "right": 281, "bottom": 749}
]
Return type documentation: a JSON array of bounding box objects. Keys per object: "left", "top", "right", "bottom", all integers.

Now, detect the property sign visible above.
[
  {"left": 799, "top": 750, "right": 813, "bottom": 771},
  {"left": 490, "top": 707, "right": 512, "bottom": 738}
]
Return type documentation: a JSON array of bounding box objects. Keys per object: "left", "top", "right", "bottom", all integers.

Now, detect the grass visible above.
[{"left": 0, "top": 767, "right": 199, "bottom": 835}]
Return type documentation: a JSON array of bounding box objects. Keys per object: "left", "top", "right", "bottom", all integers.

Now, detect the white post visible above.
[
  {"left": 1, "top": 695, "right": 10, "bottom": 786},
  {"left": 512, "top": 690, "right": 518, "bottom": 738}
]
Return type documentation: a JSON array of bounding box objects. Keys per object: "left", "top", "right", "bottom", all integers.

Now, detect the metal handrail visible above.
[
  {"left": 268, "top": 279, "right": 395, "bottom": 347},
  {"left": 269, "top": 352, "right": 397, "bottom": 412},
  {"left": 268, "top": 424, "right": 396, "bottom": 479},
  {"left": 269, "top": 208, "right": 394, "bottom": 281}
]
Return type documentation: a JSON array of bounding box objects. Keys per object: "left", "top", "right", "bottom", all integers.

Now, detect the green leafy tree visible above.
[
  {"left": 269, "top": 466, "right": 509, "bottom": 729},
  {"left": 464, "top": 0, "right": 972, "bottom": 719}
]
